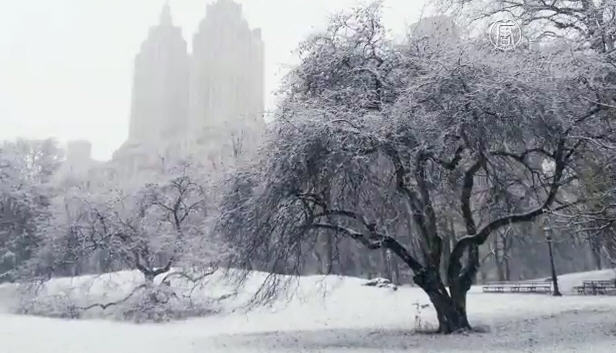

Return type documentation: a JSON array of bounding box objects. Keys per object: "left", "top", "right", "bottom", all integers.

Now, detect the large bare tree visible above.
[{"left": 219, "top": 3, "right": 614, "bottom": 333}]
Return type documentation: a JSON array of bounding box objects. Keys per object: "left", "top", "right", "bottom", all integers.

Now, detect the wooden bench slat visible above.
[{"left": 482, "top": 281, "right": 552, "bottom": 294}]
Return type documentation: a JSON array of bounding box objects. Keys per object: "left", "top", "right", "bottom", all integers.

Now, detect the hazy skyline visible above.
[{"left": 0, "top": 0, "right": 427, "bottom": 160}]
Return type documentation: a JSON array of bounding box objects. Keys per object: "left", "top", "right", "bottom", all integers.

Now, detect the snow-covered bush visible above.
[
  {"left": 116, "top": 283, "right": 216, "bottom": 323},
  {"left": 14, "top": 269, "right": 226, "bottom": 322},
  {"left": 18, "top": 292, "right": 81, "bottom": 319}
]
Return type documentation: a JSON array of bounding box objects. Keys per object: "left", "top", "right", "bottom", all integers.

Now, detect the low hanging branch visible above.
[
  {"left": 160, "top": 268, "right": 218, "bottom": 284},
  {"left": 78, "top": 284, "right": 148, "bottom": 312},
  {"left": 309, "top": 222, "right": 424, "bottom": 272}
]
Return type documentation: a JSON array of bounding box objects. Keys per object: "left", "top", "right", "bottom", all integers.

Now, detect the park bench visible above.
[
  {"left": 573, "top": 279, "right": 616, "bottom": 295},
  {"left": 482, "top": 282, "right": 508, "bottom": 293},
  {"left": 482, "top": 281, "right": 552, "bottom": 294}
]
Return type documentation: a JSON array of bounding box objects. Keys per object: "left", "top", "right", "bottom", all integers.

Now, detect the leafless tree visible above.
[
  {"left": 34, "top": 166, "right": 221, "bottom": 286},
  {"left": 219, "top": 3, "right": 614, "bottom": 333}
]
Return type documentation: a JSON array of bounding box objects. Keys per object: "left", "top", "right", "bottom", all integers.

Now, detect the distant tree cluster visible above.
[
  {"left": 0, "top": 141, "right": 225, "bottom": 320},
  {"left": 33, "top": 166, "right": 218, "bottom": 280},
  {"left": 0, "top": 139, "right": 62, "bottom": 281}
]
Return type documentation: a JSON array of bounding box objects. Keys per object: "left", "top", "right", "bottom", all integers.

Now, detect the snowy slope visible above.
[{"left": 0, "top": 270, "right": 614, "bottom": 352}]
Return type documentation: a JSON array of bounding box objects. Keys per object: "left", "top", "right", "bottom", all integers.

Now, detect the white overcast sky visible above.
[{"left": 0, "top": 0, "right": 428, "bottom": 160}]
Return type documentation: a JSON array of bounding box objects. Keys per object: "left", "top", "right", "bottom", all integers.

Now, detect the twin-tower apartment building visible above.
[{"left": 113, "top": 0, "right": 265, "bottom": 177}]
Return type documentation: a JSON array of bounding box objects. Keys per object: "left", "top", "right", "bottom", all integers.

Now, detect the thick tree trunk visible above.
[
  {"left": 143, "top": 271, "right": 155, "bottom": 284},
  {"left": 414, "top": 268, "right": 471, "bottom": 333},
  {"left": 429, "top": 290, "right": 470, "bottom": 333}
]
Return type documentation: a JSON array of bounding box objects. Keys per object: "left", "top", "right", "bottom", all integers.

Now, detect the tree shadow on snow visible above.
[
  {"left": 210, "top": 328, "right": 419, "bottom": 351},
  {"left": 205, "top": 311, "right": 616, "bottom": 352},
  {"left": 207, "top": 327, "right": 492, "bottom": 352}
]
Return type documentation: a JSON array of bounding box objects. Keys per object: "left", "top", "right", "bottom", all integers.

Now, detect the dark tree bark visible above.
[{"left": 414, "top": 268, "right": 471, "bottom": 333}]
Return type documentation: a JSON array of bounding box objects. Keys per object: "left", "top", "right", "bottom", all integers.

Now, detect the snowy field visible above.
[{"left": 0, "top": 270, "right": 615, "bottom": 353}]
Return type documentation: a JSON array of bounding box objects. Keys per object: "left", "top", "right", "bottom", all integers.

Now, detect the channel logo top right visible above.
[{"left": 489, "top": 20, "right": 523, "bottom": 51}]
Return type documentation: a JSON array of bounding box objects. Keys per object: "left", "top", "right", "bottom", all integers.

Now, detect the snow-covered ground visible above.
[{"left": 0, "top": 269, "right": 614, "bottom": 353}]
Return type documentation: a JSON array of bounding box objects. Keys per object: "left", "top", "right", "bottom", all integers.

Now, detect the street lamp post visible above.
[{"left": 544, "top": 224, "right": 562, "bottom": 296}]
